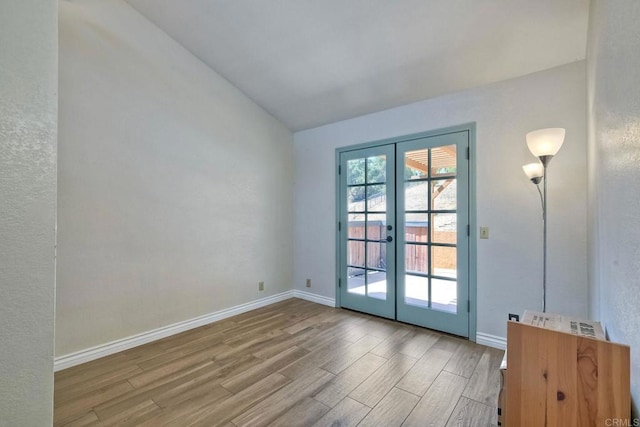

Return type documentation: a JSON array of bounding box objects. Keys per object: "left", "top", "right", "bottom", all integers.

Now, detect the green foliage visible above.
[
  {"left": 347, "top": 157, "right": 386, "bottom": 202},
  {"left": 405, "top": 166, "right": 422, "bottom": 180},
  {"left": 347, "top": 156, "right": 425, "bottom": 203},
  {"left": 366, "top": 156, "right": 386, "bottom": 184}
]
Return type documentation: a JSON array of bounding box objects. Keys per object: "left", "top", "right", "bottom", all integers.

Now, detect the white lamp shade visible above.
[
  {"left": 526, "top": 128, "right": 565, "bottom": 157},
  {"left": 522, "top": 162, "right": 544, "bottom": 179}
]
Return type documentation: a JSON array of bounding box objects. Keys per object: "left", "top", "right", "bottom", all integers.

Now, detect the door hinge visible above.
[
  {"left": 338, "top": 164, "right": 341, "bottom": 175},
  {"left": 467, "top": 224, "right": 470, "bottom": 236},
  {"left": 467, "top": 300, "right": 470, "bottom": 312},
  {"left": 466, "top": 147, "right": 470, "bottom": 160},
  {"left": 338, "top": 278, "right": 342, "bottom": 288},
  {"left": 338, "top": 221, "right": 341, "bottom": 231}
]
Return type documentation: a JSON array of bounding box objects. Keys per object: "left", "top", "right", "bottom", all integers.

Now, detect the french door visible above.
[{"left": 338, "top": 131, "right": 470, "bottom": 337}]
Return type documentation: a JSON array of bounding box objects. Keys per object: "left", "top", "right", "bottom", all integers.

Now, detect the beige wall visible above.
[
  {"left": 587, "top": 0, "right": 640, "bottom": 416},
  {"left": 56, "top": 0, "right": 293, "bottom": 356},
  {"left": 0, "top": 1, "right": 58, "bottom": 424}
]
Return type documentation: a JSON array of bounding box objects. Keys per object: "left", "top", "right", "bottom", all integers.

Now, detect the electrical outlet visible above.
[
  {"left": 258, "top": 281, "right": 264, "bottom": 291},
  {"left": 306, "top": 278, "right": 311, "bottom": 288},
  {"left": 509, "top": 313, "right": 520, "bottom": 322},
  {"left": 480, "top": 226, "right": 489, "bottom": 239}
]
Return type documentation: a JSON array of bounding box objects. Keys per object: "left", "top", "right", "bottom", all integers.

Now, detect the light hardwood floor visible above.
[{"left": 54, "top": 298, "right": 503, "bottom": 426}]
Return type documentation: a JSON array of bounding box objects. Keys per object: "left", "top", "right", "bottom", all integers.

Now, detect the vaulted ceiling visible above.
[{"left": 126, "top": 0, "right": 589, "bottom": 131}]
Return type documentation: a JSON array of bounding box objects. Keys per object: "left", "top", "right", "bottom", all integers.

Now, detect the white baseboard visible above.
[
  {"left": 476, "top": 332, "right": 507, "bottom": 350},
  {"left": 292, "top": 289, "right": 336, "bottom": 307},
  {"left": 54, "top": 290, "right": 296, "bottom": 372}
]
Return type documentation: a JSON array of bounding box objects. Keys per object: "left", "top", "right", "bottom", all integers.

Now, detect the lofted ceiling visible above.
[{"left": 126, "top": 0, "right": 589, "bottom": 131}]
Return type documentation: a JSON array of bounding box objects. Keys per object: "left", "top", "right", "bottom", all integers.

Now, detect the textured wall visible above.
[
  {"left": 57, "top": 0, "right": 293, "bottom": 356},
  {"left": 587, "top": 0, "right": 640, "bottom": 415},
  {"left": 294, "top": 61, "right": 588, "bottom": 340},
  {"left": 0, "top": 1, "right": 58, "bottom": 425}
]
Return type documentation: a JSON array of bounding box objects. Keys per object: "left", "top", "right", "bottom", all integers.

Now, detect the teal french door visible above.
[
  {"left": 339, "top": 144, "right": 396, "bottom": 319},
  {"left": 338, "top": 131, "right": 470, "bottom": 337}
]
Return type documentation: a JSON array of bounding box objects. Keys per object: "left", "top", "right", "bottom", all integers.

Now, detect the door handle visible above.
[{"left": 386, "top": 236, "right": 393, "bottom": 242}]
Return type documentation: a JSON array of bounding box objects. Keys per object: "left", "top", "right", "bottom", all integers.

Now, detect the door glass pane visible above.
[
  {"left": 367, "top": 270, "right": 387, "bottom": 300},
  {"left": 347, "top": 241, "right": 365, "bottom": 267},
  {"left": 431, "top": 179, "right": 456, "bottom": 211},
  {"left": 405, "top": 213, "right": 428, "bottom": 242},
  {"left": 405, "top": 274, "right": 429, "bottom": 307},
  {"left": 431, "top": 145, "right": 457, "bottom": 177},
  {"left": 367, "top": 242, "right": 385, "bottom": 269},
  {"left": 367, "top": 212, "right": 386, "bottom": 224},
  {"left": 348, "top": 186, "right": 365, "bottom": 211},
  {"left": 344, "top": 150, "right": 392, "bottom": 306},
  {"left": 347, "top": 267, "right": 365, "bottom": 294},
  {"left": 366, "top": 214, "right": 385, "bottom": 241},
  {"left": 400, "top": 141, "right": 461, "bottom": 319},
  {"left": 405, "top": 149, "right": 429, "bottom": 178},
  {"left": 405, "top": 181, "right": 428, "bottom": 211},
  {"left": 405, "top": 243, "right": 428, "bottom": 274},
  {"left": 367, "top": 184, "right": 386, "bottom": 212},
  {"left": 432, "top": 278, "right": 457, "bottom": 313},
  {"left": 347, "top": 214, "right": 364, "bottom": 239},
  {"left": 347, "top": 158, "right": 365, "bottom": 185},
  {"left": 432, "top": 245, "right": 457, "bottom": 278},
  {"left": 431, "top": 213, "right": 456, "bottom": 243},
  {"left": 367, "top": 156, "right": 386, "bottom": 183}
]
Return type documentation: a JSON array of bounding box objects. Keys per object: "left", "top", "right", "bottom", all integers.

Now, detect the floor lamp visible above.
[{"left": 521, "top": 128, "right": 565, "bottom": 313}]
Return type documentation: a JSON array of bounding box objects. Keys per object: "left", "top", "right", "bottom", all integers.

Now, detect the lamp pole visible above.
[
  {"left": 530, "top": 171, "right": 547, "bottom": 313},
  {"left": 543, "top": 164, "right": 547, "bottom": 313},
  {"left": 540, "top": 158, "right": 550, "bottom": 313}
]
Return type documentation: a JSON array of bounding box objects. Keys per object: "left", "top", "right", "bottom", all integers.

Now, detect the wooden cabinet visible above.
[{"left": 505, "top": 321, "right": 630, "bottom": 426}]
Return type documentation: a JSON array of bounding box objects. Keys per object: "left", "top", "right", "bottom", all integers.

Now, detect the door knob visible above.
[{"left": 386, "top": 236, "right": 393, "bottom": 242}]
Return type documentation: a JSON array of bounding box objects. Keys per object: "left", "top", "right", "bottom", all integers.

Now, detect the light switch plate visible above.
[{"left": 480, "top": 226, "right": 489, "bottom": 239}]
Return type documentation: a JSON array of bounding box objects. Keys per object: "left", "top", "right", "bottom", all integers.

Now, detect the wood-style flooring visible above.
[{"left": 54, "top": 298, "right": 503, "bottom": 426}]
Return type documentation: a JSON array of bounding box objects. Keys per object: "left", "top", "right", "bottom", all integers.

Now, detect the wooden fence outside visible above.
[{"left": 348, "top": 222, "right": 456, "bottom": 272}]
